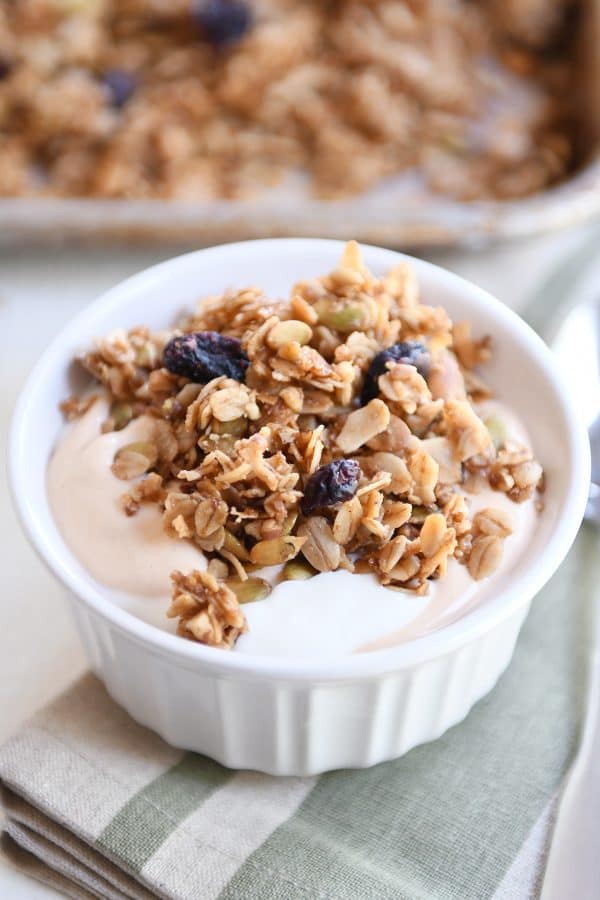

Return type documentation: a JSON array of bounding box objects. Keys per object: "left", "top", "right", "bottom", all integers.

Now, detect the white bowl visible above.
[{"left": 9, "top": 239, "right": 590, "bottom": 775}]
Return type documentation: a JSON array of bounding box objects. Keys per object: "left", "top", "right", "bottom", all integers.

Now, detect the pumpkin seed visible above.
[
  {"left": 314, "top": 299, "right": 365, "bottom": 333},
  {"left": 250, "top": 536, "right": 305, "bottom": 567},
  {"left": 281, "top": 559, "right": 316, "bottom": 581},
  {"left": 111, "top": 401, "right": 133, "bottom": 431},
  {"left": 409, "top": 505, "right": 430, "bottom": 524},
  {"left": 226, "top": 577, "right": 272, "bottom": 604},
  {"left": 267, "top": 320, "right": 313, "bottom": 349},
  {"left": 223, "top": 530, "right": 250, "bottom": 561},
  {"left": 484, "top": 415, "right": 507, "bottom": 451},
  {"left": 282, "top": 511, "right": 298, "bottom": 535},
  {"left": 112, "top": 441, "right": 158, "bottom": 480},
  {"left": 212, "top": 417, "right": 248, "bottom": 436}
]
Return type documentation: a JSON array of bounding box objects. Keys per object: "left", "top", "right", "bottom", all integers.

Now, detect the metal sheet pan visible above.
[{"left": 1, "top": 2, "right": 598, "bottom": 249}]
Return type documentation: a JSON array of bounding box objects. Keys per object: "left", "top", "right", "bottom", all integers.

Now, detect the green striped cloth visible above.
[{"left": 0, "top": 524, "right": 595, "bottom": 900}]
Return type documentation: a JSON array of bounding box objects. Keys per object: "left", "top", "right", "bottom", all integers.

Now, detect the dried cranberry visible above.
[
  {"left": 192, "top": 0, "right": 252, "bottom": 48},
  {"left": 163, "top": 331, "right": 250, "bottom": 383},
  {"left": 102, "top": 70, "right": 137, "bottom": 108},
  {"left": 361, "top": 341, "right": 430, "bottom": 405},
  {"left": 301, "top": 459, "right": 361, "bottom": 515}
]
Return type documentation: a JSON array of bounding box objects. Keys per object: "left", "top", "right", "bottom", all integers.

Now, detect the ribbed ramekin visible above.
[{"left": 9, "top": 240, "right": 589, "bottom": 775}]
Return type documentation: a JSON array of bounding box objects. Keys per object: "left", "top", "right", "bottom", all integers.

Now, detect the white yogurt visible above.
[
  {"left": 47, "top": 398, "right": 205, "bottom": 600},
  {"left": 47, "top": 396, "right": 538, "bottom": 658},
  {"left": 236, "top": 483, "right": 535, "bottom": 657}
]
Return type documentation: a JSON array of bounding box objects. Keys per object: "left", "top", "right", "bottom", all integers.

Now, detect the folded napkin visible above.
[{"left": 1, "top": 521, "right": 595, "bottom": 900}]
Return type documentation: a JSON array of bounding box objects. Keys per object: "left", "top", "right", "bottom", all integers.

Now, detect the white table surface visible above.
[{"left": 0, "top": 225, "right": 597, "bottom": 897}]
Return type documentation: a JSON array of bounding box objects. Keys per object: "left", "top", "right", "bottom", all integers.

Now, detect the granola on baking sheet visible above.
[
  {"left": 0, "top": 0, "right": 578, "bottom": 201},
  {"left": 61, "top": 242, "right": 544, "bottom": 649}
]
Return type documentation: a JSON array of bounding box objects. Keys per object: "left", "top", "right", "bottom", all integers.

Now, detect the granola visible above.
[
  {"left": 0, "top": 0, "right": 578, "bottom": 201},
  {"left": 58, "top": 241, "right": 544, "bottom": 649}
]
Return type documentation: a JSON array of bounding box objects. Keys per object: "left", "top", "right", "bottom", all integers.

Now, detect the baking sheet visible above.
[{"left": 1, "top": 1, "right": 598, "bottom": 249}]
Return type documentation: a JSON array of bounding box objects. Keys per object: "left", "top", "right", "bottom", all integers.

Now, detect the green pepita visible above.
[
  {"left": 112, "top": 441, "right": 158, "bottom": 480},
  {"left": 250, "top": 536, "right": 305, "bottom": 567},
  {"left": 226, "top": 577, "right": 272, "bottom": 604},
  {"left": 212, "top": 417, "right": 248, "bottom": 437},
  {"left": 111, "top": 401, "right": 133, "bottom": 431},
  {"left": 314, "top": 299, "right": 365, "bottom": 333},
  {"left": 484, "top": 415, "right": 507, "bottom": 451},
  {"left": 281, "top": 559, "right": 316, "bottom": 581},
  {"left": 223, "top": 530, "right": 251, "bottom": 562},
  {"left": 409, "top": 505, "right": 430, "bottom": 524}
]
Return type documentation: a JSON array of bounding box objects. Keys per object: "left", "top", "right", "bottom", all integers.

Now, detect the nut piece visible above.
[
  {"left": 336, "top": 399, "right": 390, "bottom": 453},
  {"left": 420, "top": 513, "right": 447, "bottom": 558},
  {"left": 298, "top": 517, "right": 341, "bottom": 572},
  {"left": 112, "top": 441, "right": 158, "bottom": 480},
  {"left": 444, "top": 400, "right": 492, "bottom": 462},
  {"left": 250, "top": 536, "right": 306, "bottom": 567},
  {"left": 512, "top": 460, "right": 543, "bottom": 490},
  {"left": 467, "top": 535, "right": 503, "bottom": 580},
  {"left": 210, "top": 383, "right": 259, "bottom": 423},
  {"left": 377, "top": 535, "right": 408, "bottom": 574},
  {"left": 473, "top": 507, "right": 513, "bottom": 537},
  {"left": 267, "top": 320, "right": 313, "bottom": 349},
  {"left": 167, "top": 570, "right": 246, "bottom": 649}
]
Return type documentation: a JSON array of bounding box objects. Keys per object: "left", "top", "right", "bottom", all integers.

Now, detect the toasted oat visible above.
[
  {"left": 368, "top": 453, "right": 412, "bottom": 494},
  {"left": 333, "top": 497, "right": 363, "bottom": 545},
  {"left": 445, "top": 400, "right": 493, "bottom": 462},
  {"left": 194, "top": 497, "right": 228, "bottom": 539},
  {"left": 421, "top": 437, "right": 461, "bottom": 485},
  {"left": 420, "top": 514, "right": 448, "bottom": 559},
  {"left": 298, "top": 517, "right": 341, "bottom": 573},
  {"left": 468, "top": 535, "right": 504, "bottom": 580},
  {"left": 473, "top": 507, "right": 514, "bottom": 538},
  {"left": 408, "top": 448, "right": 439, "bottom": 506}
]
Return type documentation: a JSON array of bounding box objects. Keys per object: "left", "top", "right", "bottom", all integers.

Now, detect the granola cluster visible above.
[
  {"left": 62, "top": 242, "right": 544, "bottom": 649},
  {"left": 1, "top": 0, "right": 577, "bottom": 201}
]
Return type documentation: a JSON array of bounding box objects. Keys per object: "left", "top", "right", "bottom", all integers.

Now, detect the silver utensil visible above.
[
  {"left": 539, "top": 294, "right": 600, "bottom": 900},
  {"left": 551, "top": 296, "right": 600, "bottom": 525}
]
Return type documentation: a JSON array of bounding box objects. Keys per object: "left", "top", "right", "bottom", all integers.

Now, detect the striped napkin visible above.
[{"left": 0, "top": 523, "right": 594, "bottom": 900}]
